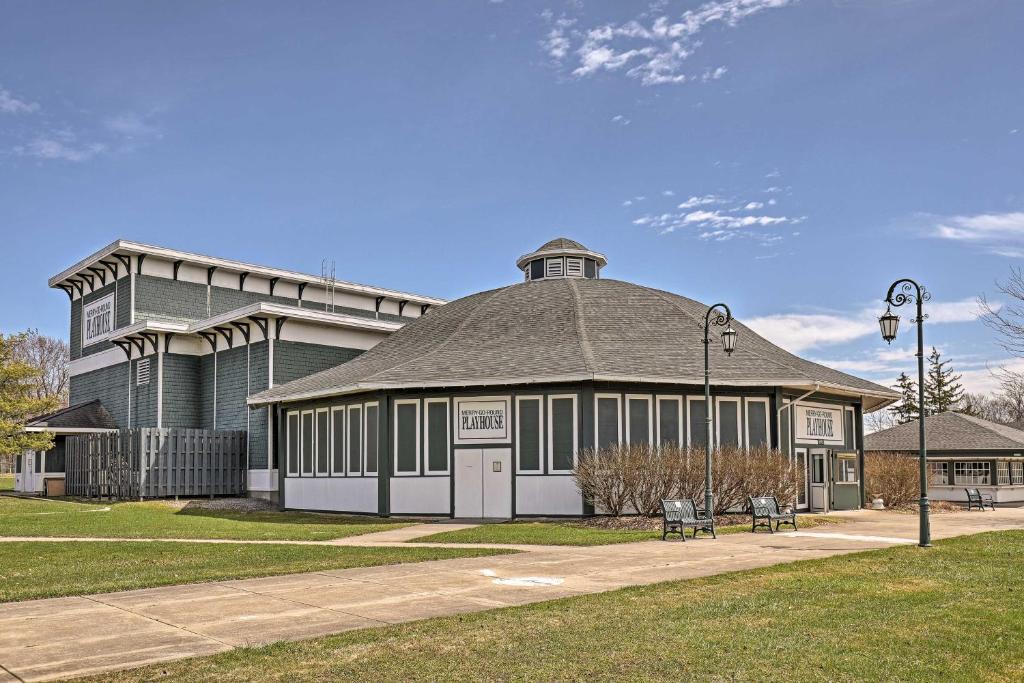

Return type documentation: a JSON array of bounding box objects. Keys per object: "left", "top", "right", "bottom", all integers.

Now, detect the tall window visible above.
[
  {"left": 656, "top": 396, "right": 682, "bottom": 446},
  {"left": 425, "top": 399, "right": 449, "bottom": 473},
  {"left": 997, "top": 461, "right": 1011, "bottom": 485},
  {"left": 746, "top": 399, "right": 769, "bottom": 448},
  {"left": 301, "top": 411, "right": 314, "bottom": 475},
  {"left": 394, "top": 400, "right": 420, "bottom": 475},
  {"left": 331, "top": 407, "right": 345, "bottom": 475},
  {"left": 626, "top": 395, "right": 652, "bottom": 445},
  {"left": 1012, "top": 461, "right": 1023, "bottom": 485},
  {"left": 595, "top": 394, "right": 621, "bottom": 450},
  {"left": 315, "top": 409, "right": 329, "bottom": 475},
  {"left": 517, "top": 396, "right": 542, "bottom": 472},
  {"left": 688, "top": 398, "right": 708, "bottom": 448},
  {"left": 365, "top": 403, "right": 379, "bottom": 474},
  {"left": 548, "top": 394, "right": 578, "bottom": 473},
  {"left": 348, "top": 405, "right": 362, "bottom": 475},
  {"left": 928, "top": 462, "right": 948, "bottom": 486},
  {"left": 954, "top": 462, "right": 990, "bottom": 485},
  {"left": 287, "top": 412, "right": 299, "bottom": 475},
  {"left": 717, "top": 399, "right": 740, "bottom": 447}
]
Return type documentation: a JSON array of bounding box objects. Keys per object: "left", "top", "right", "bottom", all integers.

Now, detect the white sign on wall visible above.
[
  {"left": 795, "top": 404, "right": 845, "bottom": 444},
  {"left": 454, "top": 396, "right": 510, "bottom": 444},
  {"left": 82, "top": 293, "right": 115, "bottom": 347}
]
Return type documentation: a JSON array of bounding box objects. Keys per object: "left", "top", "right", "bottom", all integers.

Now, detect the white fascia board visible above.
[
  {"left": 189, "top": 302, "right": 402, "bottom": 334},
  {"left": 49, "top": 239, "right": 446, "bottom": 305},
  {"left": 23, "top": 427, "right": 118, "bottom": 434},
  {"left": 110, "top": 320, "right": 191, "bottom": 339}
]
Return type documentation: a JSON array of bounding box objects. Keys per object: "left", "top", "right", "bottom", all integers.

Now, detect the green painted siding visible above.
[
  {"left": 69, "top": 362, "right": 129, "bottom": 427},
  {"left": 71, "top": 280, "right": 129, "bottom": 359},
  {"left": 131, "top": 357, "right": 158, "bottom": 427},
  {"left": 272, "top": 340, "right": 362, "bottom": 385},
  {"left": 135, "top": 275, "right": 209, "bottom": 322},
  {"left": 214, "top": 346, "right": 249, "bottom": 431},
  {"left": 199, "top": 354, "right": 216, "bottom": 429},
  {"left": 162, "top": 353, "right": 201, "bottom": 428},
  {"left": 247, "top": 341, "right": 271, "bottom": 469}
]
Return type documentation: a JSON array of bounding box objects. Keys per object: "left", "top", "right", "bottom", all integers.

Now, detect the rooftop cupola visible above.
[{"left": 516, "top": 238, "right": 608, "bottom": 282}]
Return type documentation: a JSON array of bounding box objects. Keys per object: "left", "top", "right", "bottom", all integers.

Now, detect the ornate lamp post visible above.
[
  {"left": 702, "top": 303, "right": 737, "bottom": 517},
  {"left": 879, "top": 279, "right": 932, "bottom": 548}
]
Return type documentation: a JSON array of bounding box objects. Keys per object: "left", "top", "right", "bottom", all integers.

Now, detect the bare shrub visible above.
[
  {"left": 864, "top": 451, "right": 919, "bottom": 509},
  {"left": 574, "top": 446, "right": 630, "bottom": 516},
  {"left": 627, "top": 443, "right": 684, "bottom": 516}
]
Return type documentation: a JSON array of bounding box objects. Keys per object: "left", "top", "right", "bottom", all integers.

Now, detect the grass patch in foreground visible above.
[
  {"left": 417, "top": 514, "right": 845, "bottom": 546},
  {"left": 0, "top": 496, "right": 412, "bottom": 541},
  {"left": 0, "top": 541, "right": 509, "bottom": 602},
  {"left": 89, "top": 530, "right": 1024, "bottom": 683},
  {"left": 0, "top": 474, "right": 12, "bottom": 492}
]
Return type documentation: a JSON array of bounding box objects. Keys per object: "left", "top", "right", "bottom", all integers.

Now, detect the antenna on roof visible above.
[{"left": 321, "top": 259, "right": 337, "bottom": 313}]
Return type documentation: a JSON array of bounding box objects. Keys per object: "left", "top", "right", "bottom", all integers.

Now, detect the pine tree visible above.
[
  {"left": 0, "top": 333, "right": 59, "bottom": 457},
  {"left": 889, "top": 372, "right": 919, "bottom": 425},
  {"left": 924, "top": 347, "right": 965, "bottom": 415}
]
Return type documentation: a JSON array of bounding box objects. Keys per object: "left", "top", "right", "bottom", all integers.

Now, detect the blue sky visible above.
[{"left": 1, "top": 0, "right": 1022, "bottom": 394}]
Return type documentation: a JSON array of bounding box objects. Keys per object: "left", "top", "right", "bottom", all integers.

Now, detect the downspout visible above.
[{"left": 777, "top": 384, "right": 821, "bottom": 439}]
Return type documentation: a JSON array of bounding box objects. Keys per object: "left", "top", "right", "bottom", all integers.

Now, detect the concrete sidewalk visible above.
[{"left": 2, "top": 509, "right": 1023, "bottom": 682}]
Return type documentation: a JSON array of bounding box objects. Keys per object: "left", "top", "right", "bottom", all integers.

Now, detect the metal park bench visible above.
[
  {"left": 660, "top": 498, "right": 716, "bottom": 541},
  {"left": 749, "top": 495, "right": 797, "bottom": 533},
  {"left": 965, "top": 488, "right": 995, "bottom": 511}
]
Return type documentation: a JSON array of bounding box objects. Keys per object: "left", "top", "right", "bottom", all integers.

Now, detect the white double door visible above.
[{"left": 454, "top": 448, "right": 512, "bottom": 519}]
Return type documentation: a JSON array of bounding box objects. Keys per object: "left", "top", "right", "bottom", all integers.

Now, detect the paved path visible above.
[{"left": 2, "top": 509, "right": 1023, "bottom": 682}]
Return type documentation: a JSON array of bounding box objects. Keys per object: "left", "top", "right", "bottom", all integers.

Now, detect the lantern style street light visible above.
[
  {"left": 879, "top": 278, "right": 932, "bottom": 548},
  {"left": 702, "top": 303, "right": 736, "bottom": 519}
]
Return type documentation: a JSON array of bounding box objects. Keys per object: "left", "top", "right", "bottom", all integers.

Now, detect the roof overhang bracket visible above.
[
  {"left": 69, "top": 279, "right": 84, "bottom": 297},
  {"left": 163, "top": 333, "right": 175, "bottom": 353},
  {"left": 100, "top": 260, "right": 119, "bottom": 279},
  {"left": 239, "top": 272, "right": 249, "bottom": 291},
  {"left": 420, "top": 304, "right": 430, "bottom": 315},
  {"left": 57, "top": 284, "right": 74, "bottom": 300},
  {"left": 114, "top": 254, "right": 131, "bottom": 272},
  {"left": 140, "top": 332, "right": 159, "bottom": 355},
  {"left": 207, "top": 266, "right": 217, "bottom": 286},
  {"left": 87, "top": 266, "right": 107, "bottom": 287},
  {"left": 275, "top": 316, "right": 289, "bottom": 339},
  {"left": 78, "top": 272, "right": 94, "bottom": 291},
  {"left": 215, "top": 326, "right": 233, "bottom": 348},
  {"left": 297, "top": 283, "right": 307, "bottom": 300},
  {"left": 230, "top": 321, "right": 251, "bottom": 345},
  {"left": 136, "top": 254, "right": 146, "bottom": 274},
  {"left": 398, "top": 300, "right": 408, "bottom": 317},
  {"left": 198, "top": 331, "right": 218, "bottom": 353},
  {"left": 128, "top": 336, "right": 146, "bottom": 357},
  {"left": 250, "top": 316, "right": 269, "bottom": 341},
  {"left": 172, "top": 260, "right": 183, "bottom": 280},
  {"left": 268, "top": 278, "right": 280, "bottom": 296},
  {"left": 111, "top": 339, "right": 133, "bottom": 360}
]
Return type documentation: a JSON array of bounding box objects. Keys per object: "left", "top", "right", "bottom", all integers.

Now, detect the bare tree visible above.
[
  {"left": 981, "top": 267, "right": 1024, "bottom": 357},
  {"left": 864, "top": 409, "right": 897, "bottom": 434},
  {"left": 11, "top": 329, "right": 69, "bottom": 408}
]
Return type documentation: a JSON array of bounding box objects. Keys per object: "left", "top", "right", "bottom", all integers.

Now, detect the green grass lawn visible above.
[
  {"left": 0, "top": 541, "right": 509, "bottom": 603},
  {"left": 0, "top": 496, "right": 413, "bottom": 541},
  {"left": 416, "top": 514, "right": 845, "bottom": 546},
  {"left": 0, "top": 474, "right": 12, "bottom": 491},
  {"left": 87, "top": 530, "right": 1024, "bottom": 682}
]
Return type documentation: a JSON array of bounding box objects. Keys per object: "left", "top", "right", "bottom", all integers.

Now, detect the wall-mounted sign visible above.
[
  {"left": 454, "top": 396, "right": 510, "bottom": 444},
  {"left": 795, "top": 404, "right": 844, "bottom": 445},
  {"left": 82, "top": 293, "right": 115, "bottom": 347}
]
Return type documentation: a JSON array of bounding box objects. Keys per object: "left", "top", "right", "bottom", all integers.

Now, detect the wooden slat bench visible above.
[
  {"left": 660, "top": 498, "right": 716, "bottom": 541},
  {"left": 749, "top": 495, "right": 797, "bottom": 533},
  {"left": 965, "top": 488, "right": 995, "bottom": 511}
]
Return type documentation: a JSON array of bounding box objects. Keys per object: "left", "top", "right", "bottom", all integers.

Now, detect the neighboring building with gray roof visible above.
[
  {"left": 251, "top": 238, "right": 897, "bottom": 518},
  {"left": 865, "top": 411, "right": 1024, "bottom": 504}
]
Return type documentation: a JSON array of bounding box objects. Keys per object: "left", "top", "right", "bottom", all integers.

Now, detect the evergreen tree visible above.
[
  {"left": 924, "top": 347, "right": 965, "bottom": 415},
  {"left": 889, "top": 372, "right": 919, "bottom": 425},
  {"left": 0, "top": 333, "right": 58, "bottom": 457}
]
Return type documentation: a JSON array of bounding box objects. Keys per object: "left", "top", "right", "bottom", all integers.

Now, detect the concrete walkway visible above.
[{"left": 2, "top": 508, "right": 1024, "bottom": 682}]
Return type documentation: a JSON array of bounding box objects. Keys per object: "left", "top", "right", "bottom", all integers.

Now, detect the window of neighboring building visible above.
[
  {"left": 315, "top": 409, "right": 329, "bottom": 476},
  {"left": 928, "top": 462, "right": 948, "bottom": 486},
  {"left": 287, "top": 412, "right": 299, "bottom": 476},
  {"left": 365, "top": 403, "right": 379, "bottom": 474},
  {"left": 34, "top": 451, "right": 41, "bottom": 473},
  {"left": 746, "top": 399, "right": 769, "bottom": 448},
  {"left": 626, "top": 395, "right": 651, "bottom": 445},
  {"left": 425, "top": 399, "right": 450, "bottom": 473},
  {"left": 717, "top": 398, "right": 740, "bottom": 447},
  {"left": 517, "top": 396, "right": 542, "bottom": 472},
  {"left": 954, "top": 461, "right": 990, "bottom": 485},
  {"left": 836, "top": 456, "right": 857, "bottom": 483},
  {"left": 394, "top": 400, "right": 420, "bottom": 475},
  {"left": 997, "top": 461, "right": 1011, "bottom": 485},
  {"left": 1012, "top": 461, "right": 1023, "bottom": 485},
  {"left": 331, "top": 407, "right": 345, "bottom": 475},
  {"left": 688, "top": 398, "right": 708, "bottom": 449},
  {"left": 15, "top": 452, "right": 21, "bottom": 474},
  {"left": 548, "top": 394, "right": 577, "bottom": 473},
  {"left": 348, "top": 405, "right": 362, "bottom": 475},
  {"left": 44, "top": 442, "right": 65, "bottom": 473},
  {"left": 657, "top": 396, "right": 682, "bottom": 446}
]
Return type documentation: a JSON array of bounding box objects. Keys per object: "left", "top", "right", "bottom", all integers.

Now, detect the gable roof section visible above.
[
  {"left": 26, "top": 400, "right": 118, "bottom": 430},
  {"left": 864, "top": 411, "right": 1024, "bottom": 452}
]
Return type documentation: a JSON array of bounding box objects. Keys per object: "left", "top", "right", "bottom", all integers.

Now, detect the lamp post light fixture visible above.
[
  {"left": 879, "top": 278, "right": 932, "bottom": 548},
  {"left": 702, "top": 303, "right": 736, "bottom": 519}
]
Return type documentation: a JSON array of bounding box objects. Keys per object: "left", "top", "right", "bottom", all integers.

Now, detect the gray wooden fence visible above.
[{"left": 66, "top": 428, "right": 247, "bottom": 499}]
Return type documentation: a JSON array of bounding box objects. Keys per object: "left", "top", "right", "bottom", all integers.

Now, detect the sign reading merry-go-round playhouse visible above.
[
  {"left": 454, "top": 396, "right": 510, "bottom": 444},
  {"left": 795, "top": 403, "right": 845, "bottom": 444}
]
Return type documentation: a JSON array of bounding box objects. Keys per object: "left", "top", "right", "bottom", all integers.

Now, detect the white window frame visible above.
[
  {"left": 1012, "top": 461, "right": 1023, "bottom": 485},
  {"left": 714, "top": 397, "right": 742, "bottom": 448},
  {"left": 547, "top": 394, "right": 578, "bottom": 474},
  {"left": 997, "top": 461, "right": 1011, "bottom": 485},
  {"left": 347, "top": 404, "right": 363, "bottom": 477},
  {"left": 593, "top": 393, "right": 622, "bottom": 449},
  {"left": 330, "top": 406, "right": 346, "bottom": 476},
  {"left": 686, "top": 395, "right": 709, "bottom": 448},
  {"left": 836, "top": 456, "right": 858, "bottom": 483},
  {"left": 300, "top": 410, "right": 315, "bottom": 476},
  {"left": 545, "top": 257, "right": 564, "bottom": 278},
  {"left": 743, "top": 398, "right": 771, "bottom": 449},
  {"left": 363, "top": 401, "right": 379, "bottom": 476},
  {"left": 928, "top": 461, "right": 949, "bottom": 486},
  {"left": 624, "top": 394, "right": 653, "bottom": 445},
  {"left": 314, "top": 408, "right": 330, "bottom": 476},
  {"left": 654, "top": 395, "right": 683, "bottom": 446},
  {"left": 516, "top": 395, "right": 544, "bottom": 473},
  {"left": 286, "top": 410, "right": 300, "bottom": 477},
  {"left": 424, "top": 398, "right": 450, "bottom": 474},
  {"left": 565, "top": 257, "right": 583, "bottom": 277},
  {"left": 393, "top": 399, "right": 421, "bottom": 476},
  {"left": 954, "top": 461, "right": 990, "bottom": 485}
]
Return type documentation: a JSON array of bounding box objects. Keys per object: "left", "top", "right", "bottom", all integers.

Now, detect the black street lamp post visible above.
[
  {"left": 879, "top": 278, "right": 932, "bottom": 548},
  {"left": 702, "top": 303, "right": 737, "bottom": 518}
]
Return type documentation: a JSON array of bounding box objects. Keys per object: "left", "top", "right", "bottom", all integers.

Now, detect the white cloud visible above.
[
  {"left": 543, "top": 0, "right": 794, "bottom": 86},
  {"left": 931, "top": 211, "right": 1024, "bottom": 253},
  {"left": 611, "top": 114, "right": 631, "bottom": 126},
  {"left": 622, "top": 199, "right": 633, "bottom": 207},
  {"left": 677, "top": 194, "right": 722, "bottom": 209},
  {"left": 105, "top": 112, "right": 162, "bottom": 140},
  {"left": 0, "top": 85, "right": 38, "bottom": 114},
  {"left": 15, "top": 135, "right": 106, "bottom": 163},
  {"left": 742, "top": 201, "right": 764, "bottom": 210}
]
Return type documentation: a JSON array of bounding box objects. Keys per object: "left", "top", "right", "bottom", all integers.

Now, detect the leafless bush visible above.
[
  {"left": 864, "top": 451, "right": 918, "bottom": 509},
  {"left": 574, "top": 446, "right": 631, "bottom": 516}
]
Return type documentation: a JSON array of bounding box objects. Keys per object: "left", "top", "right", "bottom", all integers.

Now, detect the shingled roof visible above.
[
  {"left": 26, "top": 400, "right": 118, "bottom": 430},
  {"left": 250, "top": 277, "right": 897, "bottom": 409},
  {"left": 865, "top": 412, "right": 1024, "bottom": 452}
]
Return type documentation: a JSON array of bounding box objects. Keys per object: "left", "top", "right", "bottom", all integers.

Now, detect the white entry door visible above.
[
  {"left": 810, "top": 449, "right": 829, "bottom": 512},
  {"left": 454, "top": 449, "right": 512, "bottom": 519}
]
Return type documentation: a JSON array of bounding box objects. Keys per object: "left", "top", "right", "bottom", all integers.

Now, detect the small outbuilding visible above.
[
  {"left": 864, "top": 411, "right": 1024, "bottom": 504},
  {"left": 250, "top": 238, "right": 897, "bottom": 518}
]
